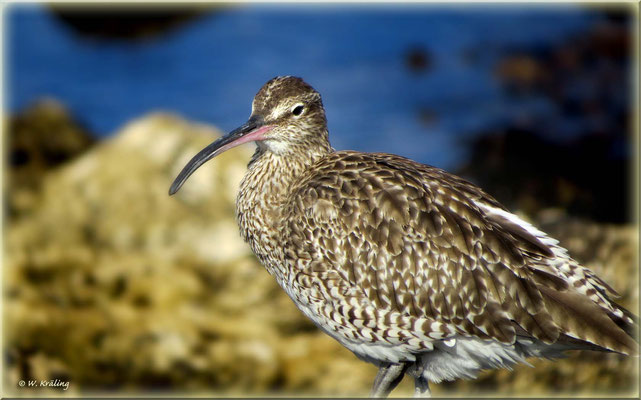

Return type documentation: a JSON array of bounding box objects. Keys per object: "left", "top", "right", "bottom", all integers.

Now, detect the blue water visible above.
[{"left": 6, "top": 4, "right": 597, "bottom": 168}]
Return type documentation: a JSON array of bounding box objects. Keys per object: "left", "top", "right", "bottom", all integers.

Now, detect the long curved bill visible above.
[{"left": 169, "top": 115, "right": 271, "bottom": 195}]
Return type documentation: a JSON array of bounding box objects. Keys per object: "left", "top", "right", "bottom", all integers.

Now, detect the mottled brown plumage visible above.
[{"left": 169, "top": 76, "right": 637, "bottom": 397}]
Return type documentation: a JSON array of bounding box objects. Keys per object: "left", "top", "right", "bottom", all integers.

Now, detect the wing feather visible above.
[{"left": 282, "top": 151, "right": 637, "bottom": 355}]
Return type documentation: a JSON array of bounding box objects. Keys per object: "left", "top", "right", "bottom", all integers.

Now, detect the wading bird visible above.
[{"left": 169, "top": 76, "right": 637, "bottom": 397}]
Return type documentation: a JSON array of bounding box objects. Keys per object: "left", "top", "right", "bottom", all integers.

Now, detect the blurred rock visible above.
[
  {"left": 495, "top": 15, "right": 630, "bottom": 97},
  {"left": 4, "top": 114, "right": 637, "bottom": 396},
  {"left": 495, "top": 55, "right": 545, "bottom": 93},
  {"left": 417, "top": 108, "right": 439, "bottom": 127},
  {"left": 6, "top": 98, "right": 96, "bottom": 220},
  {"left": 405, "top": 46, "right": 432, "bottom": 73},
  {"left": 480, "top": 14, "right": 631, "bottom": 224},
  {"left": 48, "top": 5, "right": 222, "bottom": 41},
  {"left": 457, "top": 127, "right": 628, "bottom": 223},
  {"left": 4, "top": 113, "right": 369, "bottom": 396}
]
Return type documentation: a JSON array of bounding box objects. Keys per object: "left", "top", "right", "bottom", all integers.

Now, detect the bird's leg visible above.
[
  {"left": 370, "top": 363, "right": 407, "bottom": 398},
  {"left": 413, "top": 375, "right": 431, "bottom": 398}
]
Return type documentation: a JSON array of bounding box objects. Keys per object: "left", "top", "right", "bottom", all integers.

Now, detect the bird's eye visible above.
[{"left": 292, "top": 104, "right": 305, "bottom": 116}]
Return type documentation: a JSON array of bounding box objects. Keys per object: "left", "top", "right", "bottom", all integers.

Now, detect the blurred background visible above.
[{"left": 3, "top": 2, "right": 638, "bottom": 397}]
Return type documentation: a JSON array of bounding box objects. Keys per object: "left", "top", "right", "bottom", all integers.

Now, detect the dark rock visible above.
[
  {"left": 6, "top": 99, "right": 96, "bottom": 219},
  {"left": 417, "top": 108, "right": 439, "bottom": 127},
  {"left": 405, "top": 46, "right": 432, "bottom": 73},
  {"left": 457, "top": 127, "right": 628, "bottom": 223},
  {"left": 495, "top": 54, "right": 546, "bottom": 94},
  {"left": 467, "top": 13, "right": 631, "bottom": 223},
  {"left": 48, "top": 5, "right": 220, "bottom": 41}
]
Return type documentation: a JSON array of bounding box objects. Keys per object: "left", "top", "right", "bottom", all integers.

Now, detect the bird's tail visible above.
[{"left": 537, "top": 285, "right": 639, "bottom": 356}]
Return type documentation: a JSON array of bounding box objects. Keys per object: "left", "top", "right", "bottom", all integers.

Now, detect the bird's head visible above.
[{"left": 169, "top": 76, "right": 330, "bottom": 195}]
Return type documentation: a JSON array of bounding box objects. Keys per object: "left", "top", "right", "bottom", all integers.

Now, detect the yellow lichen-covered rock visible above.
[
  {"left": 4, "top": 113, "right": 638, "bottom": 397},
  {"left": 4, "top": 112, "right": 364, "bottom": 396}
]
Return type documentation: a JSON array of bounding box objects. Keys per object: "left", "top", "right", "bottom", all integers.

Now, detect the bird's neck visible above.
[
  {"left": 251, "top": 135, "right": 331, "bottom": 180},
  {"left": 236, "top": 141, "right": 332, "bottom": 261},
  {"left": 244, "top": 142, "right": 331, "bottom": 201}
]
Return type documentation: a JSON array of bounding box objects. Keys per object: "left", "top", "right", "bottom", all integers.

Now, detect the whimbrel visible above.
[{"left": 169, "top": 76, "right": 638, "bottom": 397}]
